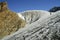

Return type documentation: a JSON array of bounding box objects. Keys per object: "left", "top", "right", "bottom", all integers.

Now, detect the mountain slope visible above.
[
  {"left": 2, "top": 10, "right": 60, "bottom": 40},
  {"left": 21, "top": 10, "right": 50, "bottom": 24}
]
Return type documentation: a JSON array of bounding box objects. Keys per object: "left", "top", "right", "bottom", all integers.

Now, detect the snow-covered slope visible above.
[
  {"left": 2, "top": 10, "right": 60, "bottom": 40},
  {"left": 21, "top": 10, "right": 50, "bottom": 24},
  {"left": 17, "top": 13, "right": 25, "bottom": 20}
]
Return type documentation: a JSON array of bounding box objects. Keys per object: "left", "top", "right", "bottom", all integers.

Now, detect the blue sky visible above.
[{"left": 0, "top": 0, "right": 60, "bottom": 12}]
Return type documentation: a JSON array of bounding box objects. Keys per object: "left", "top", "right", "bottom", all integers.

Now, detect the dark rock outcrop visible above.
[{"left": 49, "top": 7, "right": 60, "bottom": 12}]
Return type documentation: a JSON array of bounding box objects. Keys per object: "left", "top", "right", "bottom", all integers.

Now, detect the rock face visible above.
[
  {"left": 2, "top": 10, "right": 60, "bottom": 40},
  {"left": 49, "top": 7, "right": 60, "bottom": 12},
  {"left": 0, "top": 2, "right": 26, "bottom": 39},
  {"left": 0, "top": 2, "right": 7, "bottom": 12}
]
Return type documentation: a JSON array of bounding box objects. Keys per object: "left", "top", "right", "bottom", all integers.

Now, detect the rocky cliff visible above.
[{"left": 0, "top": 2, "right": 26, "bottom": 39}]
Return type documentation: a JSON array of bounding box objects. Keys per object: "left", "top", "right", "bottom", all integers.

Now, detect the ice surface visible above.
[
  {"left": 21, "top": 10, "right": 50, "bottom": 24},
  {"left": 17, "top": 13, "right": 25, "bottom": 20}
]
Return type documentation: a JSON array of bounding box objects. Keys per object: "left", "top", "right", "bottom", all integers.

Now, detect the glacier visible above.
[
  {"left": 2, "top": 10, "right": 60, "bottom": 40},
  {"left": 21, "top": 10, "right": 50, "bottom": 24}
]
